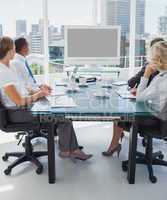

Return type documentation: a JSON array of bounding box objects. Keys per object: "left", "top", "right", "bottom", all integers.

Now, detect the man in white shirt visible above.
[
  {"left": 11, "top": 38, "right": 51, "bottom": 92},
  {"left": 11, "top": 38, "right": 52, "bottom": 144}
]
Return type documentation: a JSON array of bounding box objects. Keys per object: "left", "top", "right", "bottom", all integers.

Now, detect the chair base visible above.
[
  {"left": 2, "top": 134, "right": 48, "bottom": 175},
  {"left": 122, "top": 151, "right": 166, "bottom": 183}
]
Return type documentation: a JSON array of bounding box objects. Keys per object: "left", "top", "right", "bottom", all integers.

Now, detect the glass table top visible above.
[{"left": 32, "top": 83, "right": 153, "bottom": 118}]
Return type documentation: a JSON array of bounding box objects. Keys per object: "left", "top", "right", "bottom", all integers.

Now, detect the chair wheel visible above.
[
  {"left": 4, "top": 168, "right": 11, "bottom": 175},
  {"left": 158, "top": 154, "right": 164, "bottom": 160},
  {"left": 2, "top": 155, "right": 8, "bottom": 161},
  {"left": 36, "top": 166, "right": 43, "bottom": 175},
  {"left": 122, "top": 162, "right": 128, "bottom": 172},
  {"left": 149, "top": 176, "right": 157, "bottom": 183},
  {"left": 22, "top": 143, "right": 25, "bottom": 148}
]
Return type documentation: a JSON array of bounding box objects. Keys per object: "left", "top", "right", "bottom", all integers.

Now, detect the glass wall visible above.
[
  {"left": 1, "top": 0, "right": 166, "bottom": 77},
  {"left": 48, "top": 0, "right": 96, "bottom": 74},
  {"left": 100, "top": 0, "right": 130, "bottom": 68},
  {"left": 135, "top": 0, "right": 167, "bottom": 69},
  {"left": 0, "top": 0, "right": 44, "bottom": 76}
]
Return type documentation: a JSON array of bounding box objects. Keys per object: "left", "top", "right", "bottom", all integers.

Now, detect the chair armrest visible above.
[{"left": 0, "top": 108, "right": 8, "bottom": 129}]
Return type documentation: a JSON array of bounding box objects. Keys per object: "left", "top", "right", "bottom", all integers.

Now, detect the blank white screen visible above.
[{"left": 67, "top": 28, "right": 119, "bottom": 58}]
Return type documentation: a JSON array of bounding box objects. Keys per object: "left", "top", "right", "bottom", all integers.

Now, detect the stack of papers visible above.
[{"left": 46, "top": 95, "right": 77, "bottom": 108}]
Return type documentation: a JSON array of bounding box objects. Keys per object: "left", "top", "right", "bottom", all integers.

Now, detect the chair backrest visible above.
[
  {"left": 0, "top": 98, "right": 8, "bottom": 129},
  {"left": 159, "top": 102, "right": 167, "bottom": 137},
  {"left": 145, "top": 99, "right": 167, "bottom": 137}
]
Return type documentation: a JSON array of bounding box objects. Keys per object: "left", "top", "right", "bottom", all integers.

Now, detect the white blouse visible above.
[
  {"left": 136, "top": 71, "right": 167, "bottom": 119},
  {"left": 0, "top": 63, "right": 29, "bottom": 108}
]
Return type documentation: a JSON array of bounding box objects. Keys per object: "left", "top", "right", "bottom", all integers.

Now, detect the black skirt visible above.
[
  {"left": 7, "top": 108, "right": 39, "bottom": 124},
  {"left": 118, "top": 116, "right": 160, "bottom": 132}
]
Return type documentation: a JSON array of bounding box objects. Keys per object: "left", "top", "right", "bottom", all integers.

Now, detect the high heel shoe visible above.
[
  {"left": 70, "top": 151, "right": 93, "bottom": 161},
  {"left": 102, "top": 144, "right": 122, "bottom": 157}
]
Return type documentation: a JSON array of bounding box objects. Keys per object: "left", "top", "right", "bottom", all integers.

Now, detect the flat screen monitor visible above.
[{"left": 64, "top": 26, "right": 121, "bottom": 65}]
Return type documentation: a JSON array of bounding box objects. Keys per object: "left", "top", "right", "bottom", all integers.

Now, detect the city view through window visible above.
[{"left": 0, "top": 0, "right": 167, "bottom": 74}]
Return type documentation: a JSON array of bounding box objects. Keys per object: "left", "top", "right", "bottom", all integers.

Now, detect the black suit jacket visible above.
[{"left": 128, "top": 63, "right": 159, "bottom": 88}]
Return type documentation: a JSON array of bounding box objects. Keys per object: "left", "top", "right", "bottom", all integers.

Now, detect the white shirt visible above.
[
  {"left": 11, "top": 54, "right": 39, "bottom": 90},
  {"left": 136, "top": 71, "right": 167, "bottom": 120},
  {"left": 0, "top": 63, "right": 29, "bottom": 108}
]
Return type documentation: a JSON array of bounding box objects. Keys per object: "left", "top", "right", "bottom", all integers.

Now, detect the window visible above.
[
  {"left": 48, "top": 0, "right": 96, "bottom": 74},
  {"left": 135, "top": 0, "right": 167, "bottom": 68},
  {"left": 100, "top": 0, "right": 130, "bottom": 68},
  {"left": 1, "top": 0, "right": 165, "bottom": 79},
  {"left": 0, "top": 0, "right": 44, "bottom": 77}
]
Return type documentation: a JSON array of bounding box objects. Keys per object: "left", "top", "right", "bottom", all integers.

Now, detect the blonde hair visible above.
[{"left": 149, "top": 41, "right": 167, "bottom": 71}]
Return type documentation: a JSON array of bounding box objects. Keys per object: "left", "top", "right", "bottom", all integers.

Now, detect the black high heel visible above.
[{"left": 102, "top": 144, "right": 122, "bottom": 157}]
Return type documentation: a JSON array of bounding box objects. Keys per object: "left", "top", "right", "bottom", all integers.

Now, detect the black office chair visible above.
[
  {"left": 122, "top": 118, "right": 167, "bottom": 183},
  {"left": 0, "top": 103, "right": 48, "bottom": 175},
  {"left": 16, "top": 128, "right": 48, "bottom": 148}
]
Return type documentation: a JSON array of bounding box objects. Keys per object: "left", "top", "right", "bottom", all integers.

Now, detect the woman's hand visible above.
[
  {"left": 130, "top": 87, "right": 137, "bottom": 96},
  {"left": 144, "top": 64, "right": 157, "bottom": 79},
  {"left": 40, "top": 84, "right": 52, "bottom": 94},
  {"left": 39, "top": 87, "right": 51, "bottom": 97}
]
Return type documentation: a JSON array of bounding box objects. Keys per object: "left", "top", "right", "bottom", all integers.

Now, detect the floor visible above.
[{"left": 0, "top": 122, "right": 167, "bottom": 200}]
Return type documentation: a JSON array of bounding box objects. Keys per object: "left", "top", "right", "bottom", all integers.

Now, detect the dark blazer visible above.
[{"left": 128, "top": 63, "right": 159, "bottom": 88}]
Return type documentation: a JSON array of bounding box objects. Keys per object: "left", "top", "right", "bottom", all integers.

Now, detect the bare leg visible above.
[{"left": 107, "top": 122, "right": 123, "bottom": 152}]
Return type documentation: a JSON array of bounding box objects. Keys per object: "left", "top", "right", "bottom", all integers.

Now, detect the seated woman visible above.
[
  {"left": 0, "top": 36, "right": 92, "bottom": 161},
  {"left": 102, "top": 41, "right": 167, "bottom": 156},
  {"left": 128, "top": 37, "right": 164, "bottom": 90}
]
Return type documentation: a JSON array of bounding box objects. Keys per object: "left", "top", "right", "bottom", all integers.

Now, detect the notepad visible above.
[
  {"left": 47, "top": 96, "right": 77, "bottom": 108},
  {"left": 116, "top": 89, "right": 136, "bottom": 99},
  {"left": 112, "top": 81, "right": 127, "bottom": 86}
]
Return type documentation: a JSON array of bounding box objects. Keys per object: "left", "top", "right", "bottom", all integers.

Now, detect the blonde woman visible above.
[{"left": 102, "top": 41, "right": 167, "bottom": 156}]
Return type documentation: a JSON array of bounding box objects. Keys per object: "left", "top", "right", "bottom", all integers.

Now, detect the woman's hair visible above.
[
  {"left": 150, "top": 37, "right": 164, "bottom": 47},
  {"left": 0, "top": 37, "right": 14, "bottom": 59},
  {"left": 149, "top": 41, "right": 167, "bottom": 71}
]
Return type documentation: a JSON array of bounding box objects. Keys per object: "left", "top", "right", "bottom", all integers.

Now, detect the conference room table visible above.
[{"left": 32, "top": 83, "right": 152, "bottom": 184}]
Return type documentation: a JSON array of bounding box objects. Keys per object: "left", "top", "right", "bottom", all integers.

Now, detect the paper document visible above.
[
  {"left": 116, "top": 89, "right": 136, "bottom": 99},
  {"left": 47, "top": 96, "right": 77, "bottom": 108},
  {"left": 50, "top": 88, "right": 66, "bottom": 96},
  {"left": 112, "top": 81, "right": 127, "bottom": 86},
  {"left": 94, "top": 91, "right": 110, "bottom": 99},
  {"left": 66, "top": 86, "right": 80, "bottom": 93},
  {"left": 55, "top": 81, "right": 68, "bottom": 86}
]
